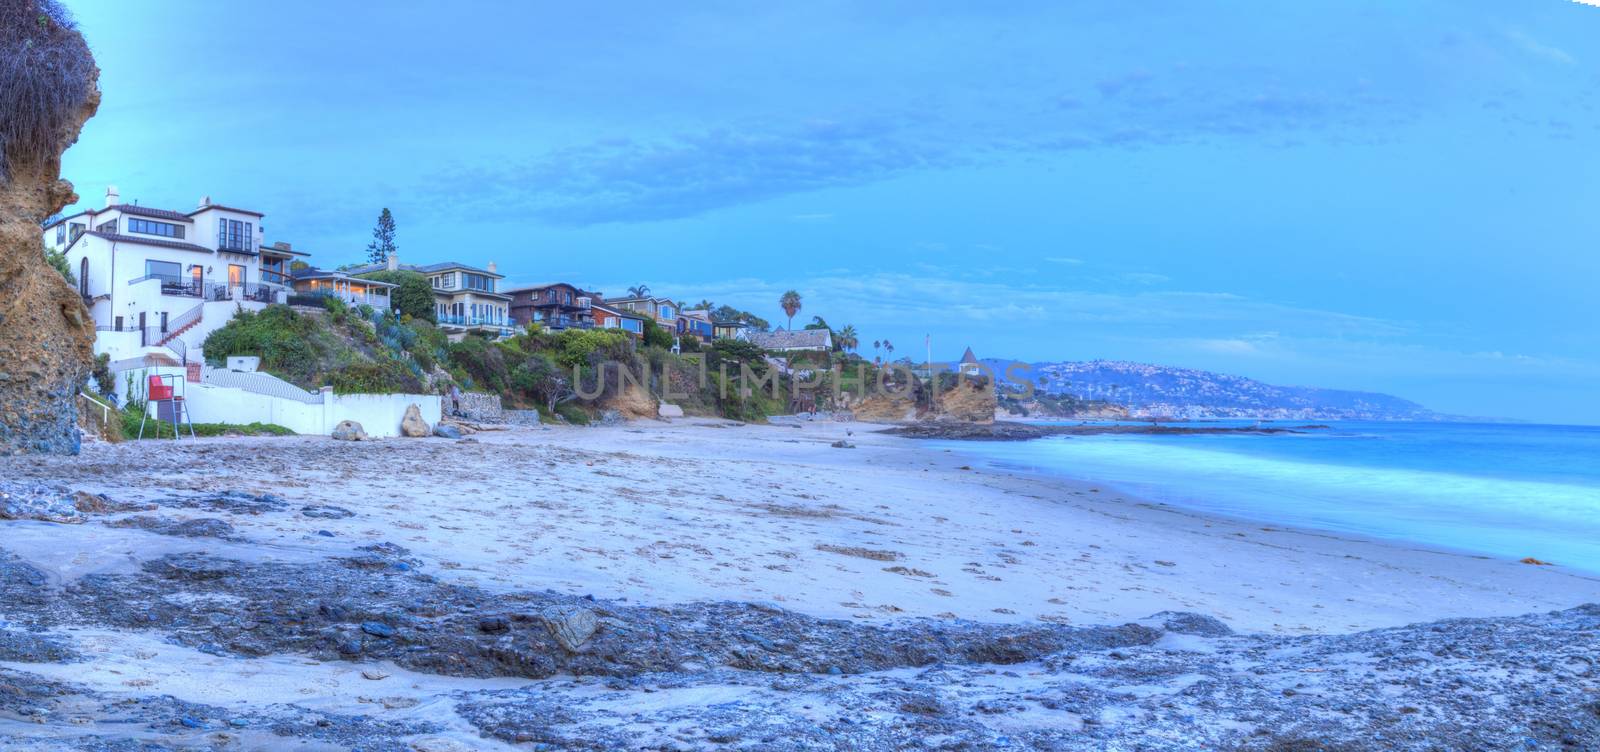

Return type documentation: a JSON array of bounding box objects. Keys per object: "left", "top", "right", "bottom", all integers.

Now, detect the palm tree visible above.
[
  {"left": 806, "top": 315, "right": 831, "bottom": 332},
  {"left": 693, "top": 299, "right": 714, "bottom": 311},
  {"left": 838, "top": 325, "right": 859, "bottom": 353},
  {"left": 779, "top": 290, "right": 802, "bottom": 330},
  {"left": 627, "top": 284, "right": 651, "bottom": 298},
  {"left": 884, "top": 339, "right": 894, "bottom": 360}
]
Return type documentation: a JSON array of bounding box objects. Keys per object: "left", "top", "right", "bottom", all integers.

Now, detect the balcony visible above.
[
  {"left": 288, "top": 289, "right": 391, "bottom": 309},
  {"left": 532, "top": 314, "right": 594, "bottom": 331},
  {"left": 130, "top": 273, "right": 204, "bottom": 298}
]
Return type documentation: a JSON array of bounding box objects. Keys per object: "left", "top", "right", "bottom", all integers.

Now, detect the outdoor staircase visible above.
[{"left": 158, "top": 302, "right": 204, "bottom": 347}]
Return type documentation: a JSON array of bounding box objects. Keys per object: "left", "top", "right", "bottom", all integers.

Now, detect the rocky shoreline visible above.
[
  {"left": 879, "top": 420, "right": 1327, "bottom": 441},
  {"left": 2, "top": 529, "right": 1597, "bottom": 749}
]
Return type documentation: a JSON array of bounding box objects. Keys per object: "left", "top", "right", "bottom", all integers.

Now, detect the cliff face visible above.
[{"left": 0, "top": 1, "right": 101, "bottom": 455}]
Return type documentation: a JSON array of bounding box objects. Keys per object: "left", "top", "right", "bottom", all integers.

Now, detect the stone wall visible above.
[{"left": 453, "top": 392, "right": 504, "bottom": 423}]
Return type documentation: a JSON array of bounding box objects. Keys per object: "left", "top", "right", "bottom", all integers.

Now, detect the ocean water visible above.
[{"left": 935, "top": 422, "right": 1600, "bottom": 573}]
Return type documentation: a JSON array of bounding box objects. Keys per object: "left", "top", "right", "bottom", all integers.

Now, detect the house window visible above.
[
  {"left": 217, "top": 219, "right": 253, "bottom": 251},
  {"left": 114, "top": 316, "right": 123, "bottom": 331},
  {"left": 144, "top": 260, "right": 181, "bottom": 282},
  {"left": 69, "top": 222, "right": 84, "bottom": 241},
  {"left": 96, "top": 219, "right": 117, "bottom": 233},
  {"left": 55, "top": 224, "right": 65, "bottom": 244},
  {"left": 79, "top": 258, "right": 88, "bottom": 297},
  {"left": 228, "top": 264, "right": 245, "bottom": 287},
  {"left": 127, "top": 218, "right": 185, "bottom": 238},
  {"left": 462, "top": 273, "right": 493, "bottom": 292}
]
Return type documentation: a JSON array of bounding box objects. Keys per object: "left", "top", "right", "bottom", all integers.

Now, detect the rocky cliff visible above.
[{"left": 0, "top": 0, "right": 100, "bottom": 455}]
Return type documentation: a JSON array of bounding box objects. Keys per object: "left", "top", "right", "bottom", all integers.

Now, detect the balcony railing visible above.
[
  {"left": 130, "top": 273, "right": 204, "bottom": 298},
  {"left": 288, "top": 289, "right": 391, "bottom": 308},
  {"left": 533, "top": 315, "right": 594, "bottom": 330},
  {"left": 261, "top": 270, "right": 288, "bottom": 285}
]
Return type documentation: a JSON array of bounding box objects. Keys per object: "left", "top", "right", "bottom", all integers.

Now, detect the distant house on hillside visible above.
[
  {"left": 742, "top": 328, "right": 832, "bottom": 352},
  {"left": 347, "top": 254, "right": 511, "bottom": 338},
  {"left": 43, "top": 186, "right": 293, "bottom": 370},
  {"left": 712, "top": 319, "right": 750, "bottom": 340},
  {"left": 506, "top": 283, "right": 599, "bottom": 331},
  {"left": 591, "top": 301, "right": 646, "bottom": 339},
  {"left": 959, "top": 347, "right": 982, "bottom": 376},
  {"left": 677, "top": 308, "right": 715, "bottom": 345},
  {"left": 605, "top": 295, "right": 678, "bottom": 328}
]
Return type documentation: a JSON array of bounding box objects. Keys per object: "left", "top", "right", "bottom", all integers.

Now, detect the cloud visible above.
[
  {"left": 431, "top": 118, "right": 956, "bottom": 226},
  {"left": 1507, "top": 29, "right": 1576, "bottom": 65}
]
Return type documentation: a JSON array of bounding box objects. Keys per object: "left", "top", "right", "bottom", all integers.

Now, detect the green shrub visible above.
[
  {"left": 120, "top": 409, "right": 294, "bottom": 440},
  {"left": 554, "top": 401, "right": 591, "bottom": 425}
]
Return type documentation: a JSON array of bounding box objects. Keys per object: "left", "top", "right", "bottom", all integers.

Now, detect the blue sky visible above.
[{"left": 58, "top": 0, "right": 1600, "bottom": 423}]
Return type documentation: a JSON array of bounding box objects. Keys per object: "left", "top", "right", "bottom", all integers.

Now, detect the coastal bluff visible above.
[{"left": 0, "top": 0, "right": 100, "bottom": 455}]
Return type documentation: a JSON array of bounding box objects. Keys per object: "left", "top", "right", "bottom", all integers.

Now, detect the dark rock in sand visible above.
[
  {"left": 105, "top": 515, "right": 238, "bottom": 540},
  {"left": 300, "top": 504, "right": 354, "bottom": 519}
]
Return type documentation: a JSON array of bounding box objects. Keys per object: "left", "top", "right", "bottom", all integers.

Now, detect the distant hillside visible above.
[{"left": 982, "top": 359, "right": 1440, "bottom": 421}]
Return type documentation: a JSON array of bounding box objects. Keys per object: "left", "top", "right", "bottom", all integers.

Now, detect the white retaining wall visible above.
[{"left": 130, "top": 366, "right": 440, "bottom": 438}]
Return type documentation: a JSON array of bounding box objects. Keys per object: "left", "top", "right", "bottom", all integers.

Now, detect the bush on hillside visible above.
[
  {"left": 641, "top": 318, "right": 674, "bottom": 349},
  {"left": 357, "top": 269, "right": 435, "bottom": 323},
  {"left": 201, "top": 304, "right": 429, "bottom": 395},
  {"left": 0, "top": 0, "right": 95, "bottom": 181}
]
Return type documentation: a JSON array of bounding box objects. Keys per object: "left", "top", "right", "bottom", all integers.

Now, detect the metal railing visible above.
[{"left": 130, "top": 273, "right": 204, "bottom": 298}]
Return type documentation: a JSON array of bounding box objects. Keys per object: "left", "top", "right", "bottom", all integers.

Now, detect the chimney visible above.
[
  {"left": 487, "top": 261, "right": 497, "bottom": 274},
  {"left": 104, "top": 185, "right": 120, "bottom": 208},
  {"left": 198, "top": 195, "right": 212, "bottom": 209},
  {"left": 385, "top": 252, "right": 398, "bottom": 271}
]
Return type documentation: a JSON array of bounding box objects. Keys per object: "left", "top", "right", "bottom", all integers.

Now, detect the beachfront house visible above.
[
  {"left": 507, "top": 283, "right": 599, "bottom": 331},
  {"left": 606, "top": 295, "right": 678, "bottom": 329},
  {"left": 289, "top": 267, "right": 396, "bottom": 308},
  {"left": 347, "top": 254, "right": 512, "bottom": 338},
  {"left": 741, "top": 328, "right": 832, "bottom": 352},
  {"left": 44, "top": 186, "right": 292, "bottom": 370},
  {"left": 677, "top": 309, "right": 715, "bottom": 345},
  {"left": 592, "top": 301, "right": 646, "bottom": 339},
  {"left": 712, "top": 319, "right": 751, "bottom": 340}
]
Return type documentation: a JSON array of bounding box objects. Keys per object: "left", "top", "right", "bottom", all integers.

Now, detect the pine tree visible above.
[{"left": 366, "top": 208, "right": 397, "bottom": 265}]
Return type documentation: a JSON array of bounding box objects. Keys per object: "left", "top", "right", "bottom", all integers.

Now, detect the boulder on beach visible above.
[
  {"left": 331, "top": 420, "right": 367, "bottom": 441},
  {"left": 433, "top": 423, "right": 463, "bottom": 439},
  {"left": 400, "top": 404, "right": 430, "bottom": 437}
]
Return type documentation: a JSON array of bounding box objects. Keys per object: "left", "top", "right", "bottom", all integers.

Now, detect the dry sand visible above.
[{"left": 10, "top": 417, "right": 1595, "bottom": 635}]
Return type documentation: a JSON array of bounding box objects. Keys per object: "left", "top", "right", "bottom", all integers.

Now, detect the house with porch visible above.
[
  {"left": 712, "top": 319, "right": 751, "bottom": 340},
  {"left": 288, "top": 267, "right": 396, "bottom": 308},
  {"left": 347, "top": 254, "right": 512, "bottom": 338},
  {"left": 507, "top": 283, "right": 599, "bottom": 331},
  {"left": 44, "top": 187, "right": 291, "bottom": 371}
]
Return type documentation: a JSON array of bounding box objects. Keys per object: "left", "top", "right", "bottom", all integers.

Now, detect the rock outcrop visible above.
[{"left": 0, "top": 1, "right": 100, "bottom": 455}]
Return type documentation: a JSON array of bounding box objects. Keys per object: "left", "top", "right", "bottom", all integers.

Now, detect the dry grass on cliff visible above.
[{"left": 0, "top": 0, "right": 95, "bottom": 181}]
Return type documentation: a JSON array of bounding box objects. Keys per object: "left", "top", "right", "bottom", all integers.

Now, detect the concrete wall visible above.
[{"left": 129, "top": 367, "right": 441, "bottom": 438}]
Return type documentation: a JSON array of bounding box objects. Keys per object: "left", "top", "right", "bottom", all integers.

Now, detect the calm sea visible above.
[{"left": 933, "top": 421, "right": 1600, "bottom": 573}]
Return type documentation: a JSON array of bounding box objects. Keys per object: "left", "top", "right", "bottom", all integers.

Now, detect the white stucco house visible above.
[{"left": 44, "top": 186, "right": 300, "bottom": 372}]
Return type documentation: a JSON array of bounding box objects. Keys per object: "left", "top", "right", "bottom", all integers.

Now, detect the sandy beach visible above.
[
  {"left": 9, "top": 418, "right": 1590, "bottom": 632},
  {"left": 3, "top": 419, "right": 1597, "bottom": 749}
]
